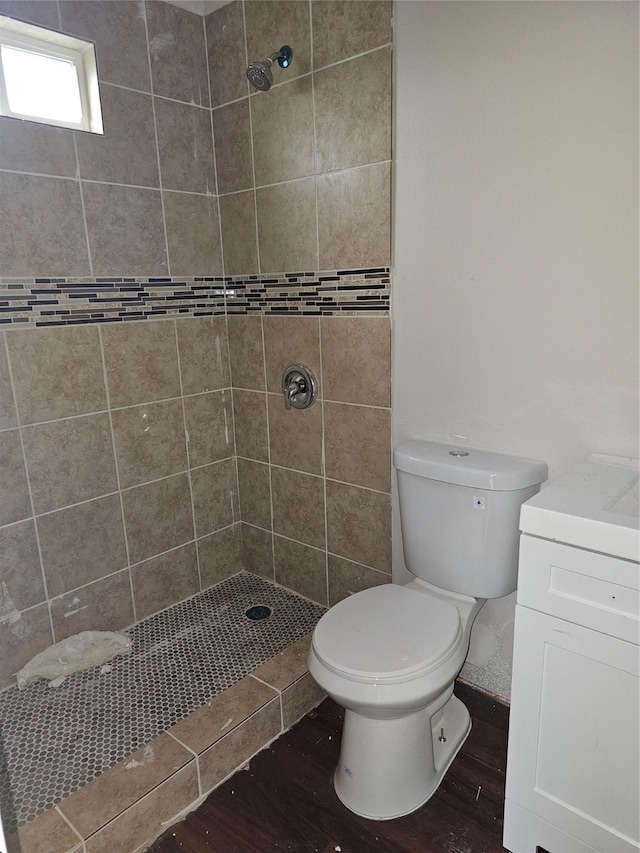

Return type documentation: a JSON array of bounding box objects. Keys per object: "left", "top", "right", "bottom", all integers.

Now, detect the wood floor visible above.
[{"left": 150, "top": 681, "right": 509, "bottom": 853}]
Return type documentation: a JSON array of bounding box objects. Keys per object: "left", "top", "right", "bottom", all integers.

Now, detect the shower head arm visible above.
[{"left": 272, "top": 45, "right": 292, "bottom": 69}]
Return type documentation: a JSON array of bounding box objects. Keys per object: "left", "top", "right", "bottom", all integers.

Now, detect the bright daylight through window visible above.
[{"left": 0, "top": 16, "right": 102, "bottom": 133}]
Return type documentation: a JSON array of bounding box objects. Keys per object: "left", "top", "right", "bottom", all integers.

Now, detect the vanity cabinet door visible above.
[{"left": 505, "top": 605, "right": 640, "bottom": 853}]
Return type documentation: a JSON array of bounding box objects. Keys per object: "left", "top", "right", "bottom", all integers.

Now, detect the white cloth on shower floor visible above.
[{"left": 16, "top": 631, "right": 132, "bottom": 689}]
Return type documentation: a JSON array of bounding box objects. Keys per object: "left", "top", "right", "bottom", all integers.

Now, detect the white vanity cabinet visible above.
[{"left": 504, "top": 458, "right": 640, "bottom": 853}]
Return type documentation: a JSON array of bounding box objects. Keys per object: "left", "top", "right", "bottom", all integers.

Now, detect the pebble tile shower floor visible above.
[{"left": 0, "top": 571, "right": 325, "bottom": 832}]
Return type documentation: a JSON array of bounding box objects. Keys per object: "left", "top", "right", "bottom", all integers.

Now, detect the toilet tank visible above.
[{"left": 394, "top": 441, "right": 547, "bottom": 598}]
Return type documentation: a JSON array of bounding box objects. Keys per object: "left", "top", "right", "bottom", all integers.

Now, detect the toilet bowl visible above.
[
  {"left": 309, "top": 580, "right": 484, "bottom": 819},
  {"left": 308, "top": 439, "right": 547, "bottom": 820}
]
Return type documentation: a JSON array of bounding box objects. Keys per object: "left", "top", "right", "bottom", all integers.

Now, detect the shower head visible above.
[{"left": 246, "top": 45, "right": 293, "bottom": 92}]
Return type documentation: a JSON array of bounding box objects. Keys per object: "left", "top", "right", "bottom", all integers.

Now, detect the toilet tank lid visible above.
[{"left": 394, "top": 440, "right": 548, "bottom": 491}]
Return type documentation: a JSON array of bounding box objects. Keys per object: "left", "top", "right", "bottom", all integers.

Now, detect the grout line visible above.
[
  {"left": 240, "top": 1, "right": 262, "bottom": 274},
  {"left": 165, "top": 733, "right": 203, "bottom": 796},
  {"left": 173, "top": 321, "right": 201, "bottom": 588},
  {"left": 54, "top": 806, "right": 85, "bottom": 849},
  {"left": 234, "top": 456, "right": 390, "bottom": 496},
  {"left": 2, "top": 331, "right": 55, "bottom": 641},
  {"left": 309, "top": 0, "right": 321, "bottom": 272},
  {"left": 143, "top": 2, "right": 172, "bottom": 277},
  {"left": 317, "top": 317, "right": 330, "bottom": 607},
  {"left": 72, "top": 135, "right": 94, "bottom": 279},
  {"left": 97, "top": 325, "right": 136, "bottom": 622},
  {"left": 259, "top": 316, "right": 276, "bottom": 579}
]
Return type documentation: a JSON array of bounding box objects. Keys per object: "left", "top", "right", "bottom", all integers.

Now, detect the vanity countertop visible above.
[{"left": 520, "top": 454, "right": 639, "bottom": 563}]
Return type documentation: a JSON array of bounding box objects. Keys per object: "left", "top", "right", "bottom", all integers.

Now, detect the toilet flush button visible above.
[{"left": 474, "top": 497, "right": 485, "bottom": 509}]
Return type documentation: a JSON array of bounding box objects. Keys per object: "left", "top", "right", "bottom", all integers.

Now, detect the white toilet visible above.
[{"left": 308, "top": 439, "right": 547, "bottom": 821}]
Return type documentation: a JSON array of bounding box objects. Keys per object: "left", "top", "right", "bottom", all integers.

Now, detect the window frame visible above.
[{"left": 0, "top": 16, "right": 102, "bottom": 134}]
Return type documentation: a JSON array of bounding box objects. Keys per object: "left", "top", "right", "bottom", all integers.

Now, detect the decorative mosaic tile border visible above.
[
  {"left": 0, "top": 268, "right": 390, "bottom": 327},
  {"left": 225, "top": 267, "right": 390, "bottom": 316},
  {"left": 0, "top": 571, "right": 324, "bottom": 830}
]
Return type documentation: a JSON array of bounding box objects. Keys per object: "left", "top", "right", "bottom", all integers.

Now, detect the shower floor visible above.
[{"left": 0, "top": 571, "right": 324, "bottom": 833}]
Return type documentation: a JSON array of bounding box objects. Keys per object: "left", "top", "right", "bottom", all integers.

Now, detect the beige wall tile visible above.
[
  {"left": 184, "top": 390, "right": 234, "bottom": 468},
  {"left": 7, "top": 325, "right": 107, "bottom": 425},
  {"left": 38, "top": 493, "right": 127, "bottom": 597},
  {"left": 251, "top": 76, "right": 314, "bottom": 186},
  {"left": 0, "top": 338, "right": 16, "bottom": 430},
  {"left": 22, "top": 413, "right": 117, "bottom": 515},
  {"left": 6, "top": 803, "right": 82, "bottom": 853},
  {"left": 251, "top": 633, "right": 312, "bottom": 690},
  {"left": 237, "top": 459, "right": 271, "bottom": 529},
  {"left": 206, "top": 1, "right": 249, "bottom": 108},
  {"left": 228, "top": 315, "right": 265, "bottom": 390},
  {"left": 245, "top": 1, "right": 311, "bottom": 79},
  {"left": 321, "top": 317, "right": 390, "bottom": 406},
  {"left": 84, "top": 762, "right": 199, "bottom": 853},
  {"left": 111, "top": 398, "right": 187, "bottom": 489},
  {"left": 191, "top": 458, "right": 238, "bottom": 537},
  {"left": 82, "top": 183, "right": 168, "bottom": 277},
  {"left": 324, "top": 402, "right": 391, "bottom": 491},
  {"left": 197, "top": 523, "right": 243, "bottom": 588},
  {"left": 155, "top": 98, "right": 215, "bottom": 194},
  {"left": 219, "top": 191, "right": 259, "bottom": 276},
  {"left": 59, "top": 0, "right": 151, "bottom": 91},
  {"left": 76, "top": 84, "right": 158, "bottom": 187},
  {"left": 263, "top": 316, "right": 320, "bottom": 394},
  {"left": 317, "top": 163, "right": 391, "bottom": 270},
  {"left": 0, "top": 173, "right": 89, "bottom": 277},
  {"left": 256, "top": 178, "right": 318, "bottom": 273},
  {"left": 326, "top": 480, "right": 391, "bottom": 571},
  {"left": 282, "top": 672, "right": 325, "bottom": 729},
  {"left": 271, "top": 467, "right": 325, "bottom": 549},
  {"left": 213, "top": 99, "right": 253, "bottom": 194},
  {"left": 328, "top": 553, "right": 389, "bottom": 606},
  {"left": 233, "top": 389, "right": 268, "bottom": 462},
  {"left": 164, "top": 192, "right": 222, "bottom": 277},
  {"left": 0, "top": 603, "right": 53, "bottom": 690},
  {"left": 169, "top": 674, "right": 277, "bottom": 754},
  {"left": 50, "top": 569, "right": 134, "bottom": 640},
  {"left": 311, "top": 0, "right": 392, "bottom": 68},
  {"left": 315, "top": 48, "right": 391, "bottom": 173},
  {"left": 241, "top": 522, "right": 273, "bottom": 579},
  {"left": 59, "top": 731, "right": 192, "bottom": 839},
  {"left": 0, "top": 0, "right": 60, "bottom": 28},
  {"left": 0, "top": 117, "right": 76, "bottom": 176},
  {"left": 176, "top": 316, "right": 230, "bottom": 395},
  {"left": 267, "top": 395, "right": 322, "bottom": 475},
  {"left": 131, "top": 542, "right": 199, "bottom": 619},
  {"left": 0, "top": 430, "right": 30, "bottom": 525},
  {"left": 274, "top": 535, "right": 327, "bottom": 605},
  {"left": 122, "top": 472, "right": 194, "bottom": 564},
  {"left": 101, "top": 321, "right": 181, "bottom": 408},
  {"left": 0, "top": 519, "right": 44, "bottom": 611},
  {"left": 146, "top": 1, "right": 209, "bottom": 107},
  {"left": 199, "top": 698, "right": 281, "bottom": 793}
]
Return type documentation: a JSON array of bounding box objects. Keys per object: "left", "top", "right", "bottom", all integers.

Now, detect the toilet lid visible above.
[{"left": 312, "top": 585, "right": 462, "bottom": 684}]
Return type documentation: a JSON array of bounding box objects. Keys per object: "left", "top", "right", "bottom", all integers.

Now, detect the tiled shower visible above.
[{"left": 0, "top": 0, "right": 392, "bottom": 848}]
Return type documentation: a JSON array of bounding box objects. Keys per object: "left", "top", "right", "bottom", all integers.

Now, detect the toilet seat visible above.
[{"left": 312, "top": 585, "right": 462, "bottom": 685}]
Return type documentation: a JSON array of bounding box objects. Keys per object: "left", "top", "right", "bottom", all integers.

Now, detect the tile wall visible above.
[
  {"left": 208, "top": 0, "right": 394, "bottom": 607},
  {"left": 0, "top": 317, "right": 239, "bottom": 690},
  {"left": 0, "top": 0, "right": 393, "bottom": 687},
  {"left": 230, "top": 314, "right": 392, "bottom": 609}
]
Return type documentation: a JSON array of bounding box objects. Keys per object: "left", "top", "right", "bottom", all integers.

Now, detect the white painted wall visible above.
[{"left": 392, "top": 1, "right": 639, "bottom": 700}]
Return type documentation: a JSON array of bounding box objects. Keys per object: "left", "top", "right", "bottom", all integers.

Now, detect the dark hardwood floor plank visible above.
[{"left": 150, "top": 685, "right": 509, "bottom": 853}]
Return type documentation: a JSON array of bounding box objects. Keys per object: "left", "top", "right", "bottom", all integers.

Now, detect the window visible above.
[{"left": 0, "top": 16, "right": 102, "bottom": 133}]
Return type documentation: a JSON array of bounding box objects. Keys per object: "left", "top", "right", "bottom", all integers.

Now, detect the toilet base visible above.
[{"left": 333, "top": 693, "right": 471, "bottom": 820}]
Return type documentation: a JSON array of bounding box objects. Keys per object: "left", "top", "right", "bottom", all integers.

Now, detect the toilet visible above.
[{"left": 308, "top": 439, "right": 547, "bottom": 820}]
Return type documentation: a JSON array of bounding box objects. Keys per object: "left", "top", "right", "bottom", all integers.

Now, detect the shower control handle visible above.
[{"left": 282, "top": 365, "right": 316, "bottom": 410}]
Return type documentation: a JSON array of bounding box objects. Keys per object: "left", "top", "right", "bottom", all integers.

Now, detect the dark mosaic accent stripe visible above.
[
  {"left": 0, "top": 269, "right": 389, "bottom": 326},
  {"left": 0, "top": 572, "right": 325, "bottom": 831}
]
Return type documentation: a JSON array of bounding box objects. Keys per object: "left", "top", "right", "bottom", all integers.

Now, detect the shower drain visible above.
[{"left": 245, "top": 605, "right": 273, "bottom": 621}]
